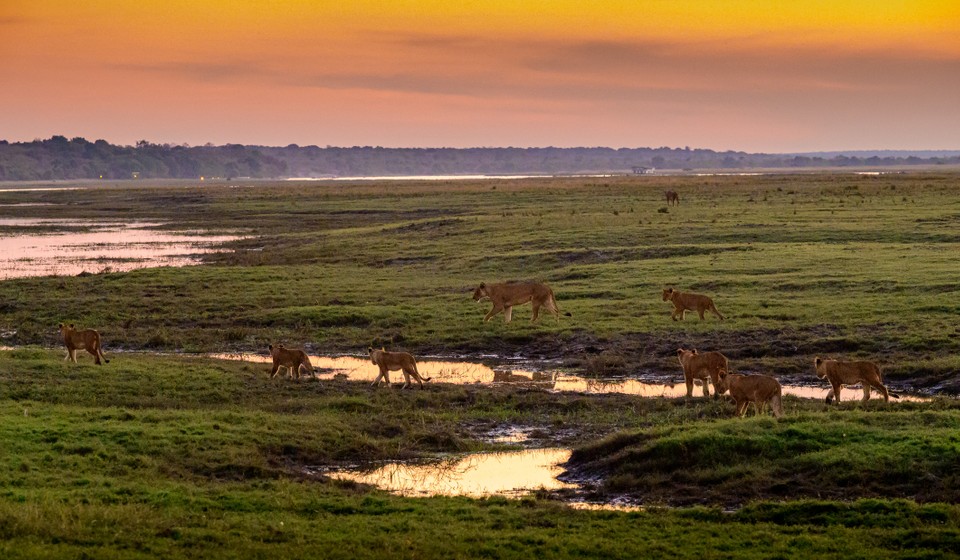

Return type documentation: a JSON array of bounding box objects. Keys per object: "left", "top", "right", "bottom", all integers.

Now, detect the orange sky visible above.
[{"left": 2, "top": 1, "right": 958, "bottom": 151}]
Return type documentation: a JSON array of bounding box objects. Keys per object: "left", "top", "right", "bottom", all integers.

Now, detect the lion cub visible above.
[
  {"left": 369, "top": 347, "right": 431, "bottom": 389},
  {"left": 814, "top": 357, "right": 894, "bottom": 404},
  {"left": 662, "top": 288, "right": 725, "bottom": 321},
  {"left": 268, "top": 344, "right": 315, "bottom": 380},
  {"left": 717, "top": 369, "right": 783, "bottom": 418},
  {"left": 676, "top": 348, "right": 728, "bottom": 398},
  {"left": 58, "top": 323, "right": 109, "bottom": 365}
]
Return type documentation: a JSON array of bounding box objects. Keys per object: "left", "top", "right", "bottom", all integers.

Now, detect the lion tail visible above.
[
  {"left": 548, "top": 289, "right": 571, "bottom": 319},
  {"left": 412, "top": 363, "right": 431, "bottom": 383}
]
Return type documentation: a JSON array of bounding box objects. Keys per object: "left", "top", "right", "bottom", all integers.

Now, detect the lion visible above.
[
  {"left": 814, "top": 357, "right": 896, "bottom": 404},
  {"left": 369, "top": 347, "right": 432, "bottom": 389},
  {"left": 716, "top": 369, "right": 783, "bottom": 418},
  {"left": 676, "top": 348, "right": 728, "bottom": 398},
  {"left": 58, "top": 323, "right": 109, "bottom": 365},
  {"left": 472, "top": 281, "right": 571, "bottom": 323},
  {"left": 662, "top": 287, "right": 725, "bottom": 321},
  {"left": 268, "top": 344, "right": 315, "bottom": 380},
  {"left": 665, "top": 190, "right": 680, "bottom": 206}
]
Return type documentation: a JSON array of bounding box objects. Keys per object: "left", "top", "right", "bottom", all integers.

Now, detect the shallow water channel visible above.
[
  {"left": 214, "top": 352, "right": 927, "bottom": 505},
  {"left": 216, "top": 352, "right": 927, "bottom": 402},
  {"left": 0, "top": 218, "right": 243, "bottom": 279}
]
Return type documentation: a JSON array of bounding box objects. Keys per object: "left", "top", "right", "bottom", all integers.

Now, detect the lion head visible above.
[
  {"left": 814, "top": 357, "right": 826, "bottom": 378},
  {"left": 472, "top": 282, "right": 489, "bottom": 302},
  {"left": 662, "top": 288, "right": 675, "bottom": 301},
  {"left": 716, "top": 368, "right": 730, "bottom": 393}
]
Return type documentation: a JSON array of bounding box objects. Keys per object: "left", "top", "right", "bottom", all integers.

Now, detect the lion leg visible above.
[
  {"left": 97, "top": 344, "right": 109, "bottom": 364},
  {"left": 698, "top": 308, "right": 706, "bottom": 320},
  {"left": 70, "top": 349, "right": 78, "bottom": 363},
  {"left": 736, "top": 400, "right": 748, "bottom": 417},
  {"left": 89, "top": 345, "right": 102, "bottom": 365},
  {"left": 409, "top": 366, "right": 425, "bottom": 389},
  {"left": 483, "top": 304, "right": 503, "bottom": 322},
  {"left": 771, "top": 396, "right": 783, "bottom": 418},
  {"left": 404, "top": 366, "right": 424, "bottom": 389},
  {"left": 875, "top": 382, "right": 890, "bottom": 402},
  {"left": 829, "top": 383, "right": 842, "bottom": 404},
  {"left": 371, "top": 368, "right": 391, "bottom": 387},
  {"left": 530, "top": 301, "right": 541, "bottom": 323},
  {"left": 861, "top": 383, "right": 871, "bottom": 402},
  {"left": 670, "top": 305, "right": 681, "bottom": 321},
  {"left": 685, "top": 374, "right": 694, "bottom": 398},
  {"left": 64, "top": 348, "right": 71, "bottom": 361},
  {"left": 701, "top": 378, "right": 710, "bottom": 398},
  {"left": 503, "top": 306, "right": 513, "bottom": 323}
]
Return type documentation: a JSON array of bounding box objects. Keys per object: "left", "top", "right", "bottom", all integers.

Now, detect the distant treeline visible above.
[{"left": 2, "top": 136, "right": 959, "bottom": 181}]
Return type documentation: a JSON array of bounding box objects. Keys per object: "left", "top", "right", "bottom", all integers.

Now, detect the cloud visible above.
[{"left": 109, "top": 60, "right": 278, "bottom": 83}]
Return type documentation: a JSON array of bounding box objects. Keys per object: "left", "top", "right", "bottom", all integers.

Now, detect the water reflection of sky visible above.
[
  {"left": 322, "top": 449, "right": 575, "bottom": 498},
  {"left": 216, "top": 353, "right": 929, "bottom": 402},
  {"left": 0, "top": 219, "right": 242, "bottom": 279}
]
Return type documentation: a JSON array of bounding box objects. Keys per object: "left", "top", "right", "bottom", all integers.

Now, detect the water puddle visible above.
[
  {"left": 0, "top": 219, "right": 244, "bottom": 279},
  {"left": 214, "top": 353, "right": 929, "bottom": 402},
  {"left": 319, "top": 448, "right": 575, "bottom": 498}
]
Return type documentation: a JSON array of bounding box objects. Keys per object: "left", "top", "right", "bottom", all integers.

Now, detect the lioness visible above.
[
  {"left": 369, "top": 347, "right": 432, "bottom": 389},
  {"left": 662, "top": 287, "right": 725, "bottom": 321},
  {"left": 268, "top": 344, "right": 315, "bottom": 380},
  {"left": 58, "top": 323, "right": 109, "bottom": 365},
  {"left": 665, "top": 190, "right": 680, "bottom": 206},
  {"left": 676, "top": 348, "right": 728, "bottom": 398},
  {"left": 717, "top": 369, "right": 783, "bottom": 418},
  {"left": 472, "top": 281, "right": 571, "bottom": 323},
  {"left": 814, "top": 357, "right": 895, "bottom": 404}
]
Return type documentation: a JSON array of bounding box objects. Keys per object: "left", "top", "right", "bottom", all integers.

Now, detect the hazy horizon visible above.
[
  {"left": 2, "top": 2, "right": 958, "bottom": 152},
  {"left": 5, "top": 137, "right": 960, "bottom": 158}
]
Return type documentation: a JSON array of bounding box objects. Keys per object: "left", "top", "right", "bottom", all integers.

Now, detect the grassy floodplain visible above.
[{"left": 2, "top": 172, "right": 960, "bottom": 557}]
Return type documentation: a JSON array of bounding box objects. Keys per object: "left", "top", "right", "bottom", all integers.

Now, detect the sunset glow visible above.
[{"left": 2, "top": 1, "right": 958, "bottom": 151}]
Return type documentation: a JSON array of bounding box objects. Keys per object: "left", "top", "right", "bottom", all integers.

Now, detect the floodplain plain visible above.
[{"left": 1, "top": 173, "right": 960, "bottom": 558}]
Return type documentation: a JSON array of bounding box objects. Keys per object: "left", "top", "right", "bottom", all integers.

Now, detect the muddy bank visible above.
[{"left": 560, "top": 401, "right": 960, "bottom": 507}]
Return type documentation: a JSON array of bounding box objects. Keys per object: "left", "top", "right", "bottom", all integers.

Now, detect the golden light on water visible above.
[{"left": 326, "top": 448, "right": 575, "bottom": 498}]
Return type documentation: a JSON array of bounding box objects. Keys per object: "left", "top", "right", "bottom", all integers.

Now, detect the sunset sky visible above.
[{"left": 2, "top": 1, "right": 958, "bottom": 152}]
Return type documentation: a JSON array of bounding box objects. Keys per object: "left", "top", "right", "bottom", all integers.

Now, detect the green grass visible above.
[
  {"left": 1, "top": 174, "right": 958, "bottom": 393},
  {"left": 568, "top": 401, "right": 960, "bottom": 506},
  {"left": 3, "top": 174, "right": 960, "bottom": 556},
  {"left": 2, "top": 349, "right": 960, "bottom": 557}
]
